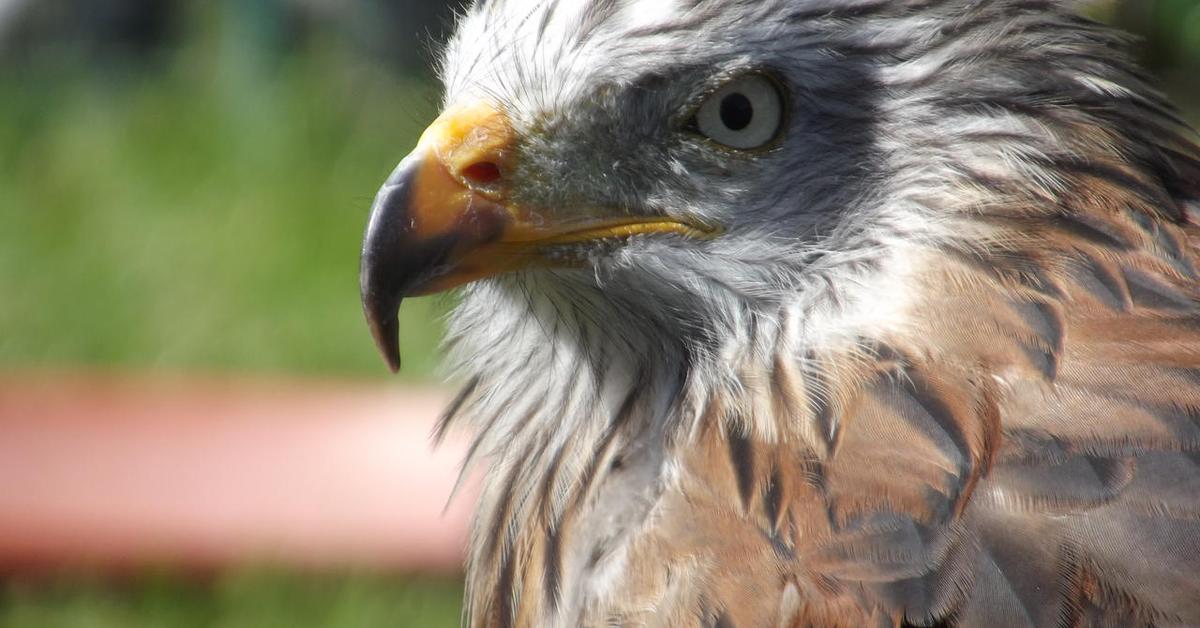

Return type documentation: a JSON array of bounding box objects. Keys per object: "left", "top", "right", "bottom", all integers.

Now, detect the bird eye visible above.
[{"left": 693, "top": 74, "right": 784, "bottom": 150}]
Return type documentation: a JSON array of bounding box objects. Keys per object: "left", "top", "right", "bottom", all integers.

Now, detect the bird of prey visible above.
[{"left": 360, "top": 0, "right": 1200, "bottom": 625}]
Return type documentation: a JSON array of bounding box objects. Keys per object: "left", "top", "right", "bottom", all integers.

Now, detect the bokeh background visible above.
[{"left": 0, "top": 1, "right": 1198, "bottom": 626}]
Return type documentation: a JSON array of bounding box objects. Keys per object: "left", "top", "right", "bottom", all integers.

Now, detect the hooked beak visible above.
[{"left": 360, "top": 103, "right": 716, "bottom": 372}]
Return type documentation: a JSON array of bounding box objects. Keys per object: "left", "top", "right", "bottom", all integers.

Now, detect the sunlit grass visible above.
[
  {"left": 0, "top": 571, "right": 461, "bottom": 628},
  {"left": 0, "top": 38, "right": 451, "bottom": 378}
]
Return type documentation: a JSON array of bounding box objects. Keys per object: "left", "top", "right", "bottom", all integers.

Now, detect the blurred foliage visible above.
[
  {"left": 1113, "top": 0, "right": 1200, "bottom": 59},
  {"left": 0, "top": 10, "right": 452, "bottom": 378},
  {"left": 1092, "top": 0, "right": 1200, "bottom": 104},
  {"left": 0, "top": 571, "right": 460, "bottom": 628}
]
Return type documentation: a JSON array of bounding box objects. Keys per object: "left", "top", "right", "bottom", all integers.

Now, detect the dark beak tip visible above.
[
  {"left": 364, "top": 302, "right": 404, "bottom": 374},
  {"left": 384, "top": 355, "right": 402, "bottom": 374},
  {"left": 361, "top": 268, "right": 404, "bottom": 374},
  {"left": 378, "top": 335, "right": 402, "bottom": 373}
]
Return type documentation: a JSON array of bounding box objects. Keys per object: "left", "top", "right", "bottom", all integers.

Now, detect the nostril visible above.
[{"left": 460, "top": 161, "right": 502, "bottom": 187}]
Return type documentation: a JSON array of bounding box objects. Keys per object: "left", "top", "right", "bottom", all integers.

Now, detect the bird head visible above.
[{"left": 361, "top": 0, "right": 919, "bottom": 375}]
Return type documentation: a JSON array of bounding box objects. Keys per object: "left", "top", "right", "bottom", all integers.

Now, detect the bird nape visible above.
[{"left": 359, "top": 0, "right": 1200, "bottom": 626}]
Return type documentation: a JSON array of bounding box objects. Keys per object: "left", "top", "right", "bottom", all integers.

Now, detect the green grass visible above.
[
  {"left": 0, "top": 39, "right": 451, "bottom": 379},
  {"left": 0, "top": 572, "right": 461, "bottom": 628}
]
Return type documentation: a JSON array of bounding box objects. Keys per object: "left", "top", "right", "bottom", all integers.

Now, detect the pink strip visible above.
[{"left": 0, "top": 373, "right": 476, "bottom": 573}]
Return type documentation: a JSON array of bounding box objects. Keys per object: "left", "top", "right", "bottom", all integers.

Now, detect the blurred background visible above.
[{"left": 0, "top": 1, "right": 1197, "bottom": 626}]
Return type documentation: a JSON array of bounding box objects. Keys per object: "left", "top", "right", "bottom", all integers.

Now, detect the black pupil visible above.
[{"left": 720, "top": 93, "right": 754, "bottom": 131}]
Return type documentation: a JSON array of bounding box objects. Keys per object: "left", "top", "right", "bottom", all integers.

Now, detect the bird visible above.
[{"left": 359, "top": 0, "right": 1200, "bottom": 626}]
